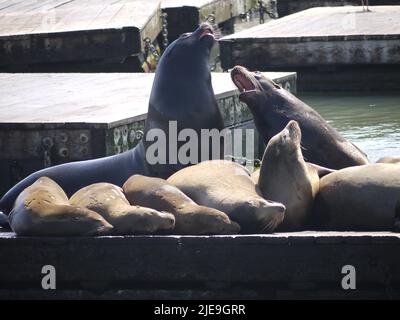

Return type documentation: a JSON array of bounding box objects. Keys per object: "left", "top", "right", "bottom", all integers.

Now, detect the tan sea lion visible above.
[
  {"left": 253, "top": 121, "right": 335, "bottom": 231},
  {"left": 167, "top": 160, "right": 286, "bottom": 233},
  {"left": 70, "top": 183, "right": 175, "bottom": 235},
  {"left": 312, "top": 163, "right": 400, "bottom": 231},
  {"left": 9, "top": 177, "right": 113, "bottom": 236},
  {"left": 123, "top": 175, "right": 240, "bottom": 235},
  {"left": 376, "top": 156, "right": 400, "bottom": 164}
]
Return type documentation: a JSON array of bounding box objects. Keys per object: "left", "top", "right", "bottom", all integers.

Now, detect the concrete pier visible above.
[
  {"left": 0, "top": 0, "right": 257, "bottom": 72},
  {"left": 1, "top": 231, "right": 400, "bottom": 299},
  {"left": 275, "top": 0, "right": 400, "bottom": 17},
  {"left": 219, "top": 6, "right": 400, "bottom": 91},
  {"left": 0, "top": 0, "right": 163, "bottom": 72}
]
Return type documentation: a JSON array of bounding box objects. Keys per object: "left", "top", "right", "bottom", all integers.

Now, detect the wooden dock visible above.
[
  {"left": 274, "top": 0, "right": 400, "bottom": 17},
  {"left": 1, "top": 231, "right": 400, "bottom": 299},
  {"left": 0, "top": 71, "right": 296, "bottom": 196},
  {"left": 0, "top": 0, "right": 258, "bottom": 72},
  {"left": 219, "top": 6, "right": 400, "bottom": 91},
  {"left": 0, "top": 0, "right": 162, "bottom": 72}
]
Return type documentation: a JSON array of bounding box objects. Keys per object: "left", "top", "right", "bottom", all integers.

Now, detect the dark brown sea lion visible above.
[
  {"left": 70, "top": 183, "right": 175, "bottom": 235},
  {"left": 167, "top": 160, "right": 286, "bottom": 233},
  {"left": 230, "top": 65, "right": 369, "bottom": 170},
  {"left": 123, "top": 175, "right": 240, "bottom": 235},
  {"left": 9, "top": 177, "right": 113, "bottom": 236}
]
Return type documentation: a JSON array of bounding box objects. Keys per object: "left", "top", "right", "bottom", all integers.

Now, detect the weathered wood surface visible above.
[
  {"left": 162, "top": 0, "right": 254, "bottom": 23},
  {"left": 275, "top": 0, "right": 400, "bottom": 17},
  {"left": 0, "top": 0, "right": 160, "bottom": 36},
  {"left": 0, "top": 0, "right": 162, "bottom": 69},
  {"left": 220, "top": 6, "right": 400, "bottom": 67},
  {"left": 0, "top": 231, "right": 400, "bottom": 299},
  {"left": 219, "top": 6, "right": 400, "bottom": 90},
  {"left": 0, "top": 72, "right": 296, "bottom": 129}
]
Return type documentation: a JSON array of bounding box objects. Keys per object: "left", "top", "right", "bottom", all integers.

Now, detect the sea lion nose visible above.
[
  {"left": 287, "top": 120, "right": 300, "bottom": 130},
  {"left": 276, "top": 204, "right": 286, "bottom": 214}
]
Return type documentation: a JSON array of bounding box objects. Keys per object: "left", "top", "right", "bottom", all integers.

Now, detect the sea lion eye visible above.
[{"left": 180, "top": 32, "right": 191, "bottom": 39}]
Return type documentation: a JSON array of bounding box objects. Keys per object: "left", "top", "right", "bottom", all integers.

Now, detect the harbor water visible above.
[{"left": 299, "top": 92, "right": 400, "bottom": 162}]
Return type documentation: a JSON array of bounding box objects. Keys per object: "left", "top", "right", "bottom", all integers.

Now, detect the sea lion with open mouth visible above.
[{"left": 230, "top": 66, "right": 369, "bottom": 170}]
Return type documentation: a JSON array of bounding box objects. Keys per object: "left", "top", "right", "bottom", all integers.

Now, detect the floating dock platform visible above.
[
  {"left": 0, "top": 71, "right": 296, "bottom": 196},
  {"left": 0, "top": 0, "right": 256, "bottom": 72},
  {"left": 0, "top": 0, "right": 162, "bottom": 72},
  {"left": 219, "top": 6, "right": 400, "bottom": 91},
  {"left": 0, "top": 231, "right": 400, "bottom": 299}
]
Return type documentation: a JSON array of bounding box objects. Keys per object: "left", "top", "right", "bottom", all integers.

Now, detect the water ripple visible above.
[{"left": 298, "top": 92, "right": 400, "bottom": 162}]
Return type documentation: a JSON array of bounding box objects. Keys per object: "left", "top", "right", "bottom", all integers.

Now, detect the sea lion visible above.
[
  {"left": 167, "top": 160, "right": 286, "bottom": 233},
  {"left": 376, "top": 156, "right": 400, "bottom": 164},
  {"left": 123, "top": 175, "right": 239, "bottom": 235},
  {"left": 0, "top": 23, "right": 223, "bottom": 214},
  {"left": 230, "top": 65, "right": 369, "bottom": 170},
  {"left": 0, "top": 211, "right": 8, "bottom": 229},
  {"left": 312, "top": 163, "right": 400, "bottom": 231},
  {"left": 9, "top": 177, "right": 113, "bottom": 236},
  {"left": 252, "top": 120, "right": 335, "bottom": 231},
  {"left": 70, "top": 183, "right": 175, "bottom": 235}
]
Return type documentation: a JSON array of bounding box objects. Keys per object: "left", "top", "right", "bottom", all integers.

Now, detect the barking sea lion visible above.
[{"left": 230, "top": 65, "right": 369, "bottom": 170}]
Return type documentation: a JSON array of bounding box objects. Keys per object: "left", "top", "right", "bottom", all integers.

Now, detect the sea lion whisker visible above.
[{"left": 261, "top": 218, "right": 274, "bottom": 233}]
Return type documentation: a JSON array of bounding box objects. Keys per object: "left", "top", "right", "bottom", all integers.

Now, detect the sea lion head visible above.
[
  {"left": 266, "top": 120, "right": 302, "bottom": 160},
  {"left": 231, "top": 65, "right": 282, "bottom": 110},
  {"left": 157, "top": 23, "right": 215, "bottom": 75}
]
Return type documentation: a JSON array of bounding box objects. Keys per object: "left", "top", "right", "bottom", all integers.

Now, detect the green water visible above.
[{"left": 298, "top": 92, "right": 400, "bottom": 162}]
